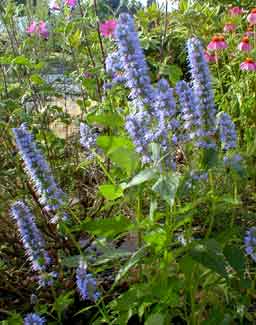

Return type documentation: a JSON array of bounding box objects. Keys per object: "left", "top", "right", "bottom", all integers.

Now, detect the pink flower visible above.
[
  {"left": 50, "top": 1, "right": 60, "bottom": 11},
  {"left": 207, "top": 36, "right": 227, "bottom": 51},
  {"left": 204, "top": 51, "right": 217, "bottom": 63},
  {"left": 240, "top": 58, "right": 256, "bottom": 71},
  {"left": 38, "top": 21, "right": 49, "bottom": 39},
  {"left": 223, "top": 23, "right": 236, "bottom": 33},
  {"left": 244, "top": 26, "right": 255, "bottom": 37},
  {"left": 247, "top": 8, "right": 256, "bottom": 25},
  {"left": 26, "top": 21, "right": 37, "bottom": 34},
  {"left": 65, "top": 0, "right": 76, "bottom": 9},
  {"left": 238, "top": 36, "right": 252, "bottom": 52},
  {"left": 99, "top": 20, "right": 117, "bottom": 38},
  {"left": 229, "top": 6, "right": 243, "bottom": 16}
]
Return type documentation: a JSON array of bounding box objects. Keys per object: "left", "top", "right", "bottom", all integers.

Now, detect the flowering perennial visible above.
[
  {"left": 187, "top": 37, "right": 216, "bottom": 149},
  {"left": 217, "top": 112, "right": 237, "bottom": 151},
  {"left": 247, "top": 8, "right": 256, "bottom": 25},
  {"left": 240, "top": 58, "right": 256, "bottom": 71},
  {"left": 100, "top": 20, "right": 117, "bottom": 37},
  {"left": 238, "top": 36, "right": 252, "bottom": 52},
  {"left": 115, "top": 13, "right": 157, "bottom": 161},
  {"left": 80, "top": 122, "right": 99, "bottom": 159},
  {"left": 76, "top": 261, "right": 100, "bottom": 301},
  {"left": 105, "top": 51, "right": 126, "bottom": 86},
  {"left": 176, "top": 80, "right": 201, "bottom": 142},
  {"left": 245, "top": 227, "right": 256, "bottom": 262},
  {"left": 115, "top": 13, "right": 155, "bottom": 112},
  {"left": 26, "top": 21, "right": 49, "bottom": 39},
  {"left": 10, "top": 201, "right": 51, "bottom": 272},
  {"left": 13, "top": 124, "right": 67, "bottom": 223},
  {"left": 24, "top": 313, "right": 46, "bottom": 325}
]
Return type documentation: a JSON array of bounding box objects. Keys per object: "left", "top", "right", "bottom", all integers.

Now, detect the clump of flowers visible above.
[
  {"left": 217, "top": 112, "right": 237, "bottom": 151},
  {"left": 105, "top": 51, "right": 126, "bottom": 86},
  {"left": 13, "top": 124, "right": 67, "bottom": 223},
  {"left": 24, "top": 313, "right": 46, "bottom": 325},
  {"left": 187, "top": 37, "right": 217, "bottom": 149},
  {"left": 176, "top": 80, "right": 201, "bottom": 142},
  {"left": 76, "top": 260, "right": 100, "bottom": 301},
  {"left": 245, "top": 227, "right": 256, "bottom": 262},
  {"left": 80, "top": 122, "right": 99, "bottom": 159},
  {"left": 10, "top": 201, "right": 51, "bottom": 272},
  {"left": 26, "top": 21, "right": 49, "bottom": 39},
  {"left": 100, "top": 20, "right": 117, "bottom": 38}
]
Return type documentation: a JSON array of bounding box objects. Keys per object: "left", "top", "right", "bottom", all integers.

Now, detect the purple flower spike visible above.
[
  {"left": 12, "top": 124, "right": 67, "bottom": 223},
  {"left": 10, "top": 201, "right": 51, "bottom": 272},
  {"left": 187, "top": 38, "right": 216, "bottom": 149},
  {"left": 217, "top": 112, "right": 237, "bottom": 151},
  {"left": 76, "top": 261, "right": 100, "bottom": 302},
  {"left": 245, "top": 227, "right": 256, "bottom": 262},
  {"left": 24, "top": 313, "right": 46, "bottom": 325}
]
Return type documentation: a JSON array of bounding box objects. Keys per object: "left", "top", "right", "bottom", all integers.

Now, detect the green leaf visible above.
[
  {"left": 12, "top": 56, "right": 31, "bottom": 66},
  {"left": 68, "top": 29, "right": 82, "bottom": 48},
  {"left": 109, "top": 147, "right": 139, "bottom": 176},
  {"left": 81, "top": 215, "right": 131, "bottom": 239},
  {"left": 145, "top": 313, "right": 165, "bottom": 325},
  {"left": 190, "top": 239, "right": 228, "bottom": 279},
  {"left": 97, "top": 136, "right": 139, "bottom": 175},
  {"left": 99, "top": 184, "right": 123, "bottom": 200},
  {"left": 223, "top": 244, "right": 245, "bottom": 276},
  {"left": 115, "top": 246, "right": 147, "bottom": 284},
  {"left": 152, "top": 174, "right": 180, "bottom": 207},
  {"left": 159, "top": 63, "right": 182, "bottom": 85},
  {"left": 125, "top": 168, "right": 158, "bottom": 188},
  {"left": 97, "top": 136, "right": 133, "bottom": 154},
  {"left": 87, "top": 112, "right": 123, "bottom": 129},
  {"left": 52, "top": 291, "right": 74, "bottom": 315},
  {"left": 30, "top": 74, "right": 45, "bottom": 85},
  {"left": 144, "top": 228, "right": 167, "bottom": 252}
]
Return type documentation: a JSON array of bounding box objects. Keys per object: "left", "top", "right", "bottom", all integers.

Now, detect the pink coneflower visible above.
[
  {"left": 99, "top": 20, "right": 117, "bottom": 38},
  {"left": 207, "top": 36, "right": 227, "bottom": 51},
  {"left": 238, "top": 36, "right": 252, "bottom": 52},
  {"left": 65, "top": 0, "right": 76, "bottom": 9},
  {"left": 229, "top": 6, "right": 243, "bottom": 16},
  {"left": 204, "top": 51, "right": 217, "bottom": 63},
  {"left": 247, "top": 8, "right": 256, "bottom": 25},
  {"left": 26, "top": 21, "right": 37, "bottom": 35},
  {"left": 223, "top": 23, "right": 236, "bottom": 33},
  {"left": 218, "top": 36, "right": 228, "bottom": 49},
  {"left": 240, "top": 58, "right": 256, "bottom": 71},
  {"left": 38, "top": 21, "right": 49, "bottom": 39},
  {"left": 245, "top": 26, "right": 254, "bottom": 37}
]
